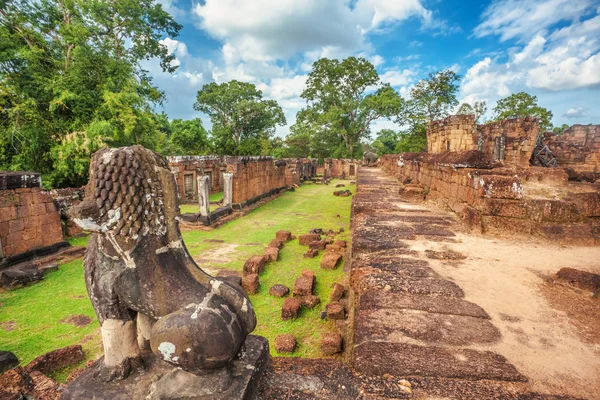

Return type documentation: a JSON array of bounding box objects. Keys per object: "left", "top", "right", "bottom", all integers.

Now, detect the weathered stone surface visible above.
[
  {"left": 309, "top": 240, "right": 329, "bottom": 250},
  {"left": 321, "top": 253, "right": 342, "bottom": 270},
  {"left": 358, "top": 291, "right": 489, "bottom": 319},
  {"left": 326, "top": 302, "right": 345, "bottom": 320},
  {"left": 333, "top": 190, "right": 352, "bottom": 197},
  {"left": 354, "top": 309, "right": 501, "bottom": 346},
  {"left": 0, "top": 352, "right": 19, "bottom": 374},
  {"left": 556, "top": 267, "right": 600, "bottom": 293},
  {"left": 356, "top": 273, "right": 465, "bottom": 297},
  {"left": 0, "top": 267, "right": 44, "bottom": 288},
  {"left": 29, "top": 370, "right": 62, "bottom": 400},
  {"left": 275, "top": 231, "right": 293, "bottom": 243},
  {"left": 335, "top": 184, "right": 345, "bottom": 188},
  {"left": 263, "top": 246, "right": 279, "bottom": 262},
  {"left": 354, "top": 342, "right": 526, "bottom": 382},
  {"left": 274, "top": 334, "right": 296, "bottom": 353},
  {"left": 243, "top": 255, "right": 267, "bottom": 276},
  {"left": 330, "top": 283, "right": 345, "bottom": 302},
  {"left": 216, "top": 270, "right": 242, "bottom": 287},
  {"left": 268, "top": 239, "right": 284, "bottom": 249},
  {"left": 25, "top": 345, "right": 83, "bottom": 375},
  {"left": 242, "top": 274, "right": 259, "bottom": 295},
  {"left": 63, "top": 336, "right": 269, "bottom": 400},
  {"left": 303, "top": 249, "right": 319, "bottom": 258},
  {"left": 334, "top": 240, "right": 347, "bottom": 248},
  {"left": 293, "top": 275, "right": 314, "bottom": 296},
  {"left": 321, "top": 332, "right": 343, "bottom": 355},
  {"left": 269, "top": 284, "right": 289, "bottom": 297},
  {"left": 0, "top": 367, "right": 33, "bottom": 397},
  {"left": 300, "top": 295, "right": 321, "bottom": 309},
  {"left": 282, "top": 298, "right": 302, "bottom": 320},
  {"left": 299, "top": 234, "right": 321, "bottom": 245},
  {"left": 325, "top": 244, "right": 343, "bottom": 255}
]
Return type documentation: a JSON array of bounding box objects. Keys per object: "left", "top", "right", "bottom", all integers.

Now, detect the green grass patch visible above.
[{"left": 0, "top": 179, "right": 354, "bottom": 376}]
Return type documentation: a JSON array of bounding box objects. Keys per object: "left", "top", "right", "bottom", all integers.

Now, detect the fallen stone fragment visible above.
[
  {"left": 274, "top": 334, "right": 296, "bottom": 353},
  {"left": 268, "top": 239, "right": 284, "bottom": 249},
  {"left": 242, "top": 274, "right": 259, "bottom": 295},
  {"left": 333, "top": 190, "right": 352, "bottom": 197},
  {"left": 309, "top": 240, "right": 329, "bottom": 250},
  {"left": 269, "top": 284, "right": 289, "bottom": 297},
  {"left": 0, "top": 366, "right": 33, "bottom": 397},
  {"left": 334, "top": 240, "right": 347, "bottom": 248},
  {"left": 30, "top": 370, "right": 62, "bottom": 400},
  {"left": 243, "top": 255, "right": 266, "bottom": 276},
  {"left": 321, "top": 332, "right": 343, "bottom": 355},
  {"left": 321, "top": 253, "right": 342, "bottom": 270},
  {"left": 335, "top": 184, "right": 345, "bottom": 188},
  {"left": 338, "top": 227, "right": 345, "bottom": 233},
  {"left": 325, "top": 244, "right": 343, "bottom": 255},
  {"left": 326, "top": 302, "right": 345, "bottom": 320},
  {"left": 282, "top": 298, "right": 302, "bottom": 320},
  {"left": 0, "top": 352, "right": 19, "bottom": 374},
  {"left": 25, "top": 345, "right": 83, "bottom": 375},
  {"left": 303, "top": 249, "right": 319, "bottom": 258},
  {"left": 556, "top": 267, "right": 600, "bottom": 293},
  {"left": 275, "top": 231, "right": 293, "bottom": 243},
  {"left": 300, "top": 295, "right": 321, "bottom": 309},
  {"left": 330, "top": 283, "right": 345, "bottom": 302},
  {"left": 299, "top": 234, "right": 321, "bottom": 245},
  {"left": 309, "top": 228, "right": 324, "bottom": 235},
  {"left": 293, "top": 273, "right": 314, "bottom": 296},
  {"left": 263, "top": 246, "right": 279, "bottom": 262}
]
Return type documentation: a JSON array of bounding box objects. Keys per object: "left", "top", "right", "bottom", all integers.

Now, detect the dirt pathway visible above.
[{"left": 349, "top": 167, "right": 600, "bottom": 399}]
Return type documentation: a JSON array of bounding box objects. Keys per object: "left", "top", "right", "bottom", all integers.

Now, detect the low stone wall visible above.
[
  {"left": 227, "top": 157, "right": 288, "bottom": 207},
  {"left": 427, "top": 115, "right": 539, "bottom": 168},
  {"left": 0, "top": 172, "right": 65, "bottom": 262},
  {"left": 380, "top": 153, "right": 600, "bottom": 243},
  {"left": 168, "top": 156, "right": 226, "bottom": 201}
]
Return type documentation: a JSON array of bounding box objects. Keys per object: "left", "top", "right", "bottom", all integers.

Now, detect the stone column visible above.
[
  {"left": 197, "top": 175, "right": 210, "bottom": 217},
  {"left": 222, "top": 173, "right": 233, "bottom": 207}
]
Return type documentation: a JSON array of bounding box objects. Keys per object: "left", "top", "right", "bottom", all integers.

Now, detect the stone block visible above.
[
  {"left": 268, "top": 284, "right": 289, "bottom": 297},
  {"left": 268, "top": 239, "right": 284, "bottom": 249},
  {"left": 330, "top": 283, "right": 345, "bottom": 302},
  {"left": 299, "top": 234, "right": 320, "bottom": 245},
  {"left": 281, "top": 298, "right": 301, "bottom": 320},
  {"left": 0, "top": 351, "right": 19, "bottom": 374},
  {"left": 300, "top": 295, "right": 321, "bottom": 309},
  {"left": 320, "top": 332, "right": 343, "bottom": 355},
  {"left": 556, "top": 267, "right": 600, "bottom": 293},
  {"left": 293, "top": 274, "right": 314, "bottom": 296},
  {"left": 274, "top": 334, "right": 296, "bottom": 353},
  {"left": 275, "top": 231, "right": 292, "bottom": 242},
  {"left": 243, "top": 255, "right": 266, "bottom": 276},
  {"left": 325, "top": 244, "right": 343, "bottom": 255},
  {"left": 309, "top": 240, "right": 328, "bottom": 250},
  {"left": 326, "top": 302, "right": 345, "bottom": 320},
  {"left": 303, "top": 249, "right": 318, "bottom": 258},
  {"left": 321, "top": 253, "right": 342, "bottom": 270},
  {"left": 242, "top": 274, "right": 259, "bottom": 295},
  {"left": 334, "top": 239, "right": 347, "bottom": 248},
  {"left": 263, "top": 246, "right": 279, "bottom": 262}
]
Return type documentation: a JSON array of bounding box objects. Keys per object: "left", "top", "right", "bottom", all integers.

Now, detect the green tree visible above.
[
  {"left": 0, "top": 0, "right": 181, "bottom": 186},
  {"left": 552, "top": 124, "right": 569, "bottom": 135},
  {"left": 492, "top": 92, "right": 553, "bottom": 131},
  {"left": 394, "top": 124, "right": 427, "bottom": 153},
  {"left": 408, "top": 69, "right": 460, "bottom": 125},
  {"left": 194, "top": 80, "right": 286, "bottom": 155},
  {"left": 371, "top": 129, "right": 398, "bottom": 156},
  {"left": 294, "top": 57, "right": 404, "bottom": 158},
  {"left": 457, "top": 100, "right": 487, "bottom": 123},
  {"left": 168, "top": 118, "right": 210, "bottom": 155}
]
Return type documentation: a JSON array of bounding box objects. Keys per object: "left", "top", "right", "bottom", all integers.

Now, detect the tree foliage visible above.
[
  {"left": 371, "top": 129, "right": 398, "bottom": 156},
  {"left": 0, "top": 0, "right": 182, "bottom": 187},
  {"left": 457, "top": 100, "right": 487, "bottom": 123},
  {"left": 194, "top": 80, "right": 286, "bottom": 155},
  {"left": 492, "top": 92, "right": 553, "bottom": 131},
  {"left": 291, "top": 57, "right": 404, "bottom": 159},
  {"left": 407, "top": 69, "right": 460, "bottom": 125}
]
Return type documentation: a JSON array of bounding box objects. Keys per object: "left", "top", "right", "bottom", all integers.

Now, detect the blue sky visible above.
[{"left": 146, "top": 0, "right": 600, "bottom": 137}]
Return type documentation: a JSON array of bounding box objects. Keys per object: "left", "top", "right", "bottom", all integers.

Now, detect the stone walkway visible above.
[{"left": 257, "top": 167, "right": 584, "bottom": 399}]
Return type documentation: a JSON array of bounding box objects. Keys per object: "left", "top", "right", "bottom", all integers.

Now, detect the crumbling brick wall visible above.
[
  {"left": 427, "top": 115, "right": 539, "bottom": 168},
  {"left": 324, "top": 159, "right": 359, "bottom": 178},
  {"left": 544, "top": 125, "right": 600, "bottom": 172},
  {"left": 380, "top": 153, "right": 600, "bottom": 243},
  {"left": 0, "top": 172, "right": 64, "bottom": 260},
  {"left": 168, "top": 156, "right": 226, "bottom": 201},
  {"left": 226, "top": 157, "right": 288, "bottom": 206}
]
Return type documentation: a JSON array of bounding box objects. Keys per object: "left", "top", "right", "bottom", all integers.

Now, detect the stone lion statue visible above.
[{"left": 70, "top": 146, "right": 256, "bottom": 381}]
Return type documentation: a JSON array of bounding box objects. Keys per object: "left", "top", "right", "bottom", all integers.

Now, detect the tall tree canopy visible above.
[
  {"left": 0, "top": 0, "right": 181, "bottom": 187},
  {"left": 456, "top": 100, "right": 487, "bottom": 123},
  {"left": 492, "top": 92, "right": 553, "bottom": 132},
  {"left": 194, "top": 80, "right": 286, "bottom": 155},
  {"left": 407, "top": 69, "right": 460, "bottom": 126},
  {"left": 292, "top": 57, "right": 404, "bottom": 159}
]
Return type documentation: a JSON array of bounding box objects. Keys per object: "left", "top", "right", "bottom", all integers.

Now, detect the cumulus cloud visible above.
[
  {"left": 563, "top": 107, "right": 588, "bottom": 118},
  {"left": 380, "top": 69, "right": 415, "bottom": 87}
]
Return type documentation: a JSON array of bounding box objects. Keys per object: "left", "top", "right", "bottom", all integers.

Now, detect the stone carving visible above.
[{"left": 70, "top": 146, "right": 257, "bottom": 381}]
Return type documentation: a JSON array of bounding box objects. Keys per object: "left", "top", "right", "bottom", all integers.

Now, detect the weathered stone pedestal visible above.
[{"left": 61, "top": 336, "right": 269, "bottom": 400}]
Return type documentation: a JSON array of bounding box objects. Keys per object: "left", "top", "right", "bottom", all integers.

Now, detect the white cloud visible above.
[
  {"left": 380, "top": 69, "right": 415, "bottom": 87},
  {"left": 563, "top": 107, "right": 588, "bottom": 118},
  {"left": 474, "top": 0, "right": 597, "bottom": 42}
]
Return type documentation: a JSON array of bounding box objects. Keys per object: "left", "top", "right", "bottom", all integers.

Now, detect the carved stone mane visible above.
[{"left": 70, "top": 145, "right": 256, "bottom": 380}]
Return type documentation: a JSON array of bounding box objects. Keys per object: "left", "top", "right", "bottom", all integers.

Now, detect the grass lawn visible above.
[
  {"left": 180, "top": 191, "right": 224, "bottom": 214},
  {"left": 0, "top": 179, "right": 354, "bottom": 380}
]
